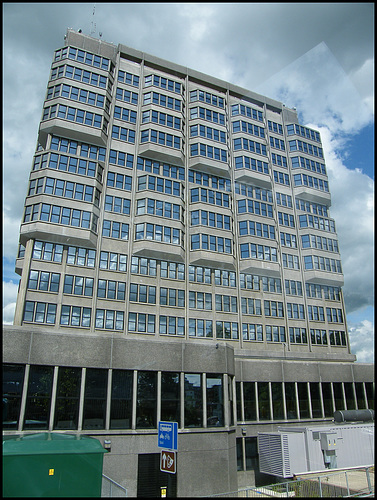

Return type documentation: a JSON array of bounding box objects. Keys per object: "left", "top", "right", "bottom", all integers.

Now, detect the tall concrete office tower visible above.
[{"left": 4, "top": 29, "right": 374, "bottom": 496}]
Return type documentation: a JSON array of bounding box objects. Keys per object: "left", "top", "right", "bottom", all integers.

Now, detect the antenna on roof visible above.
[{"left": 90, "top": 3, "right": 96, "bottom": 36}]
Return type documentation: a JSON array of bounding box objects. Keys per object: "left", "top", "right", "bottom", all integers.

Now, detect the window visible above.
[
  {"left": 266, "top": 325, "right": 286, "bottom": 342},
  {"left": 110, "top": 369, "right": 133, "bottom": 429},
  {"left": 215, "top": 294, "right": 237, "bottom": 313},
  {"left": 159, "top": 316, "right": 185, "bottom": 336},
  {"left": 216, "top": 321, "right": 239, "bottom": 340},
  {"left": 190, "top": 233, "right": 232, "bottom": 254},
  {"left": 83, "top": 368, "right": 108, "bottom": 430},
  {"left": 161, "top": 372, "right": 180, "bottom": 422},
  {"left": 257, "top": 382, "right": 270, "bottom": 420},
  {"left": 190, "top": 142, "right": 227, "bottom": 162},
  {"left": 298, "top": 382, "right": 310, "bottom": 418},
  {"left": 99, "top": 251, "right": 127, "bottom": 272},
  {"left": 322, "top": 382, "right": 334, "bottom": 417},
  {"left": 128, "top": 312, "right": 156, "bottom": 334},
  {"left": 54, "top": 367, "right": 82, "bottom": 430},
  {"left": 129, "top": 284, "right": 156, "bottom": 304},
  {"left": 188, "top": 318, "right": 213, "bottom": 338},
  {"left": 189, "top": 291, "right": 212, "bottom": 310},
  {"left": 289, "top": 327, "right": 307, "bottom": 344},
  {"left": 242, "top": 323, "right": 263, "bottom": 342},
  {"left": 310, "top": 382, "right": 323, "bottom": 418},
  {"left": 136, "top": 371, "right": 157, "bottom": 428},
  {"left": 160, "top": 288, "right": 185, "bottom": 307},
  {"left": 95, "top": 309, "right": 124, "bottom": 331},
  {"left": 60, "top": 305, "right": 91, "bottom": 327},
  {"left": 206, "top": 374, "right": 224, "bottom": 427},
  {"left": 23, "top": 301, "right": 57, "bottom": 325},
  {"left": 3, "top": 364, "right": 25, "bottom": 429},
  {"left": 271, "top": 382, "right": 284, "bottom": 420},
  {"left": 23, "top": 365, "right": 53, "bottom": 429},
  {"left": 131, "top": 256, "right": 157, "bottom": 276},
  {"left": 285, "top": 382, "right": 298, "bottom": 419},
  {"left": 184, "top": 373, "right": 202, "bottom": 427}
]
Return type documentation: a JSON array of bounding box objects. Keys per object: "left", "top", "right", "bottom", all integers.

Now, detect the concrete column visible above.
[{"left": 13, "top": 238, "right": 34, "bottom": 325}]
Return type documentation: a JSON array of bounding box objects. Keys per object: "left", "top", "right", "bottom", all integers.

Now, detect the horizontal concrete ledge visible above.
[{"left": 234, "top": 348, "right": 357, "bottom": 363}]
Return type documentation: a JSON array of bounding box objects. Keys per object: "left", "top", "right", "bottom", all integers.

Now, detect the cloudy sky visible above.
[{"left": 3, "top": 3, "right": 374, "bottom": 361}]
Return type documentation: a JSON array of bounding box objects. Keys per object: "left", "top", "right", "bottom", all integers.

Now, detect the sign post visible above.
[
  {"left": 158, "top": 421, "right": 178, "bottom": 451},
  {"left": 158, "top": 421, "right": 178, "bottom": 474}
]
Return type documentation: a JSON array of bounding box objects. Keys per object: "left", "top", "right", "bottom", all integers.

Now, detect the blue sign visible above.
[{"left": 158, "top": 421, "right": 178, "bottom": 451}]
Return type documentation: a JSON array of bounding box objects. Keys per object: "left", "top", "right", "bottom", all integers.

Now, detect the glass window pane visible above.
[
  {"left": 3, "top": 364, "right": 25, "bottom": 429},
  {"left": 344, "top": 382, "right": 356, "bottom": 410},
  {"left": 321, "top": 382, "right": 334, "bottom": 417},
  {"left": 284, "top": 382, "right": 297, "bottom": 419},
  {"left": 136, "top": 371, "right": 157, "bottom": 428},
  {"left": 257, "top": 382, "right": 270, "bottom": 420},
  {"left": 310, "top": 382, "right": 323, "bottom": 418},
  {"left": 297, "top": 382, "right": 310, "bottom": 419},
  {"left": 243, "top": 382, "right": 256, "bottom": 421},
  {"left": 23, "top": 365, "right": 54, "bottom": 429},
  {"left": 206, "top": 374, "right": 223, "bottom": 427},
  {"left": 245, "top": 437, "right": 258, "bottom": 471},
  {"left": 110, "top": 369, "right": 133, "bottom": 429},
  {"left": 184, "top": 373, "right": 202, "bottom": 428},
  {"left": 83, "top": 368, "right": 108, "bottom": 430},
  {"left": 271, "top": 382, "right": 284, "bottom": 420},
  {"left": 161, "top": 372, "right": 180, "bottom": 423},
  {"left": 54, "top": 367, "right": 81, "bottom": 430},
  {"left": 355, "top": 382, "right": 366, "bottom": 409},
  {"left": 333, "top": 382, "right": 345, "bottom": 411}
]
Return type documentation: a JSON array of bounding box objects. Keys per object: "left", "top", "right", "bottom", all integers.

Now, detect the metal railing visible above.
[
  {"left": 101, "top": 474, "right": 127, "bottom": 497},
  {"left": 203, "top": 466, "right": 374, "bottom": 498}
]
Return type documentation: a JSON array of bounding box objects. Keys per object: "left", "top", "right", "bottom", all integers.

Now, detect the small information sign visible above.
[
  {"left": 158, "top": 421, "right": 178, "bottom": 451},
  {"left": 160, "top": 450, "right": 176, "bottom": 474}
]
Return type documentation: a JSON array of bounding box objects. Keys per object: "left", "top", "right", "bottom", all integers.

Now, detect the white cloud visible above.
[
  {"left": 317, "top": 128, "right": 374, "bottom": 313},
  {"left": 349, "top": 57, "right": 375, "bottom": 111},
  {"left": 255, "top": 42, "right": 374, "bottom": 317},
  {"left": 348, "top": 319, "right": 374, "bottom": 363},
  {"left": 256, "top": 42, "right": 373, "bottom": 134},
  {"left": 2, "top": 280, "right": 18, "bottom": 325}
]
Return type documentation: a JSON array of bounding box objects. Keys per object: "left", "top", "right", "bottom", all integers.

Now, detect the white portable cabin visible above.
[{"left": 258, "top": 421, "right": 374, "bottom": 478}]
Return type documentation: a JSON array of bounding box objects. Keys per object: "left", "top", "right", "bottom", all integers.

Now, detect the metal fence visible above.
[
  {"left": 101, "top": 474, "right": 127, "bottom": 497},
  {"left": 204, "top": 466, "right": 374, "bottom": 498}
]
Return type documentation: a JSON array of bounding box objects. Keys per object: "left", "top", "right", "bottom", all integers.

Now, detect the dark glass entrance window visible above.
[
  {"left": 136, "top": 371, "right": 157, "bottom": 428},
  {"left": 243, "top": 382, "right": 256, "bottom": 421},
  {"left": 236, "top": 382, "right": 242, "bottom": 421},
  {"left": 321, "top": 382, "right": 334, "bottom": 417},
  {"left": 3, "top": 364, "right": 25, "bottom": 429},
  {"left": 297, "top": 382, "right": 310, "bottom": 419},
  {"left": 271, "top": 382, "right": 284, "bottom": 420},
  {"left": 245, "top": 437, "right": 258, "bottom": 471},
  {"left": 161, "top": 372, "right": 180, "bottom": 423},
  {"left": 83, "top": 368, "right": 108, "bottom": 429},
  {"left": 54, "top": 367, "right": 81, "bottom": 429},
  {"left": 333, "top": 382, "right": 344, "bottom": 410},
  {"left": 206, "top": 374, "right": 224, "bottom": 427},
  {"left": 344, "top": 382, "right": 356, "bottom": 410},
  {"left": 110, "top": 369, "right": 133, "bottom": 429},
  {"left": 355, "top": 382, "right": 366, "bottom": 409},
  {"left": 184, "top": 373, "right": 202, "bottom": 427},
  {"left": 365, "top": 382, "right": 374, "bottom": 410},
  {"left": 309, "top": 382, "right": 323, "bottom": 418},
  {"left": 23, "top": 365, "right": 54, "bottom": 429},
  {"left": 284, "top": 382, "right": 297, "bottom": 419},
  {"left": 257, "top": 382, "right": 270, "bottom": 420}
]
